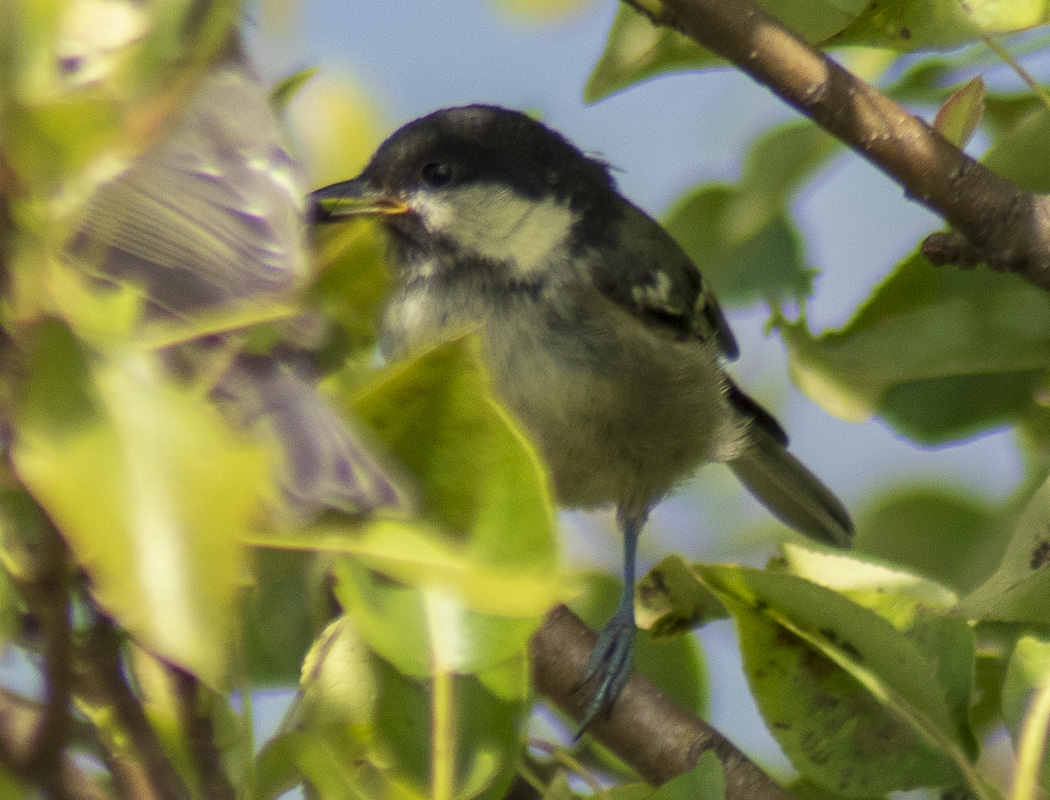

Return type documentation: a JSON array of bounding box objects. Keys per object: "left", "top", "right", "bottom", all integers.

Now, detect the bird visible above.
[
  {"left": 309, "top": 104, "right": 853, "bottom": 733},
  {"left": 68, "top": 43, "right": 411, "bottom": 519}
]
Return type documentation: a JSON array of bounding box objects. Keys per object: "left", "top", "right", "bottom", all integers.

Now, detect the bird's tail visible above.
[{"left": 725, "top": 384, "right": 853, "bottom": 547}]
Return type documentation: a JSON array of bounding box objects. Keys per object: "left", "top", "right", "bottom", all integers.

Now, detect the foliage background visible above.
[
  {"left": 243, "top": 0, "right": 1040, "bottom": 778},
  {"left": 5, "top": 0, "right": 1050, "bottom": 796}
]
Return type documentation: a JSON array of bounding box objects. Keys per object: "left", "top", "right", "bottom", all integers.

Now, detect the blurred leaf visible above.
[
  {"left": 696, "top": 563, "right": 977, "bottom": 794},
  {"left": 332, "top": 557, "right": 541, "bottom": 680},
  {"left": 665, "top": 186, "right": 812, "bottom": 304},
  {"left": 777, "top": 251, "right": 1050, "bottom": 441},
  {"left": 1001, "top": 635, "right": 1050, "bottom": 795},
  {"left": 351, "top": 336, "right": 558, "bottom": 572},
  {"left": 0, "top": 768, "right": 30, "bottom": 799},
  {"left": 636, "top": 554, "right": 728, "bottom": 636},
  {"left": 650, "top": 751, "right": 725, "bottom": 800},
  {"left": 1002, "top": 635, "right": 1050, "bottom": 738},
  {"left": 252, "top": 518, "right": 567, "bottom": 620},
  {"left": 983, "top": 105, "right": 1050, "bottom": 192},
  {"left": 11, "top": 320, "right": 268, "bottom": 686},
  {"left": 252, "top": 731, "right": 308, "bottom": 800},
  {"left": 933, "top": 76, "right": 985, "bottom": 147},
  {"left": 488, "top": 0, "right": 595, "bottom": 23},
  {"left": 853, "top": 486, "right": 1002, "bottom": 594},
  {"left": 664, "top": 122, "right": 838, "bottom": 304},
  {"left": 242, "top": 548, "right": 322, "bottom": 685},
  {"left": 270, "top": 67, "right": 319, "bottom": 111},
  {"left": 586, "top": 0, "right": 859, "bottom": 102},
  {"left": 309, "top": 220, "right": 390, "bottom": 360},
  {"left": 829, "top": 0, "right": 1050, "bottom": 50},
  {"left": 289, "top": 76, "right": 383, "bottom": 187},
  {"left": 2, "top": 0, "right": 239, "bottom": 197},
  {"left": 299, "top": 616, "right": 378, "bottom": 758},
  {"left": 960, "top": 473, "right": 1050, "bottom": 624},
  {"left": 294, "top": 613, "right": 522, "bottom": 800},
  {"left": 971, "top": 648, "right": 1007, "bottom": 736},
  {"left": 584, "top": 3, "right": 722, "bottom": 103}
]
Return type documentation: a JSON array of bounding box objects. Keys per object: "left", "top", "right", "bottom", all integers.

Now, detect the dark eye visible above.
[{"left": 421, "top": 162, "right": 453, "bottom": 188}]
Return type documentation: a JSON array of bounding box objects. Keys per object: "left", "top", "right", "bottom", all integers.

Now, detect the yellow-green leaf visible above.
[{"left": 12, "top": 320, "right": 269, "bottom": 686}]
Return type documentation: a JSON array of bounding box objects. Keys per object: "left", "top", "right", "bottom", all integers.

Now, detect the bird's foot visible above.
[{"left": 570, "top": 612, "right": 636, "bottom": 738}]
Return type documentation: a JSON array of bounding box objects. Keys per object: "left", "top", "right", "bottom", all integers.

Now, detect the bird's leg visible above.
[{"left": 572, "top": 510, "right": 643, "bottom": 736}]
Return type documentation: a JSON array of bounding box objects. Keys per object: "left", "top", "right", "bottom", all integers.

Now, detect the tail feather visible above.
[{"left": 727, "top": 392, "right": 853, "bottom": 547}]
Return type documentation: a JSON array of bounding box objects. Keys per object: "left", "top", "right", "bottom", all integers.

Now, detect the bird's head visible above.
[{"left": 310, "top": 105, "right": 617, "bottom": 272}]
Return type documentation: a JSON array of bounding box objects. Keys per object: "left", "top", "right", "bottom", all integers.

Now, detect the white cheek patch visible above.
[{"left": 407, "top": 184, "right": 576, "bottom": 275}]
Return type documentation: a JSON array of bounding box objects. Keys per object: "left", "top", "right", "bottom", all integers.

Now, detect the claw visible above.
[
  {"left": 571, "top": 608, "right": 636, "bottom": 737},
  {"left": 571, "top": 510, "right": 645, "bottom": 738}
]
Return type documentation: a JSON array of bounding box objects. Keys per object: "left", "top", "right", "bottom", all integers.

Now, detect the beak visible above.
[{"left": 309, "top": 178, "right": 410, "bottom": 223}]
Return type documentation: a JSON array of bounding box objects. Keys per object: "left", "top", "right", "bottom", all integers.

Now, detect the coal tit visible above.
[{"left": 311, "top": 105, "right": 852, "bottom": 732}]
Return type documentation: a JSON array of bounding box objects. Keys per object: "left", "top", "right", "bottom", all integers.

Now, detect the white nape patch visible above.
[
  {"left": 630, "top": 271, "right": 679, "bottom": 314},
  {"left": 407, "top": 184, "right": 576, "bottom": 274}
]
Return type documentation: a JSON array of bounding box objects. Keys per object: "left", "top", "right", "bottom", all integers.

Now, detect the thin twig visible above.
[
  {"left": 0, "top": 688, "right": 112, "bottom": 800},
  {"left": 170, "top": 666, "right": 236, "bottom": 800},
  {"left": 78, "top": 615, "right": 191, "bottom": 800},
  {"left": 983, "top": 38, "right": 1050, "bottom": 114}
]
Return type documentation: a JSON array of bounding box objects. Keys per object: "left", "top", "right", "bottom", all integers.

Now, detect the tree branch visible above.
[
  {"left": 0, "top": 689, "right": 112, "bottom": 800},
  {"left": 77, "top": 616, "right": 192, "bottom": 800},
  {"left": 623, "top": 0, "right": 1050, "bottom": 289},
  {"left": 170, "top": 666, "right": 236, "bottom": 800},
  {"left": 530, "top": 606, "right": 794, "bottom": 800}
]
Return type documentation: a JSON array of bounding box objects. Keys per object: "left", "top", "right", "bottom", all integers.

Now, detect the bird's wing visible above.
[
  {"left": 71, "top": 55, "right": 308, "bottom": 318},
  {"left": 591, "top": 201, "right": 739, "bottom": 359}
]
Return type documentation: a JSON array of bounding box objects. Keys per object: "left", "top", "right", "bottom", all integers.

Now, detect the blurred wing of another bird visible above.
[
  {"left": 70, "top": 49, "right": 308, "bottom": 318},
  {"left": 67, "top": 47, "right": 414, "bottom": 518}
]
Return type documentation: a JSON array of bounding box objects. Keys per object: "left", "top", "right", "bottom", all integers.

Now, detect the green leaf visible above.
[
  {"left": 294, "top": 614, "right": 522, "bottom": 800},
  {"left": 252, "top": 518, "right": 567, "bottom": 619},
  {"left": 664, "top": 122, "right": 838, "bottom": 304},
  {"left": 777, "top": 251, "right": 1050, "bottom": 441},
  {"left": 779, "top": 544, "right": 977, "bottom": 756},
  {"left": 696, "top": 563, "right": 983, "bottom": 795},
  {"left": 960, "top": 473, "right": 1050, "bottom": 624},
  {"left": 12, "top": 320, "right": 268, "bottom": 686},
  {"left": 852, "top": 485, "right": 1000, "bottom": 594},
  {"left": 333, "top": 557, "right": 541, "bottom": 680},
  {"left": 933, "top": 76, "right": 985, "bottom": 148},
  {"left": 636, "top": 554, "right": 728, "bottom": 637},
  {"left": 584, "top": 3, "right": 722, "bottom": 103},
  {"left": 252, "top": 731, "right": 308, "bottom": 800},
  {"left": 351, "top": 336, "right": 558, "bottom": 572},
  {"left": 650, "top": 751, "right": 725, "bottom": 800},
  {"left": 242, "top": 548, "right": 323, "bottom": 685},
  {"left": 270, "top": 67, "right": 319, "bottom": 111},
  {"left": 983, "top": 106, "right": 1050, "bottom": 192},
  {"left": 1001, "top": 636, "right": 1050, "bottom": 793},
  {"left": 665, "top": 187, "right": 812, "bottom": 304},
  {"left": 299, "top": 617, "right": 379, "bottom": 756},
  {"left": 309, "top": 221, "right": 390, "bottom": 362},
  {"left": 585, "top": 1, "right": 857, "bottom": 101},
  {"left": 829, "top": 0, "right": 1050, "bottom": 51}
]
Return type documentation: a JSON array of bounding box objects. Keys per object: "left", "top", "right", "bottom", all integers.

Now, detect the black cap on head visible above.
[{"left": 361, "top": 105, "right": 616, "bottom": 209}]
